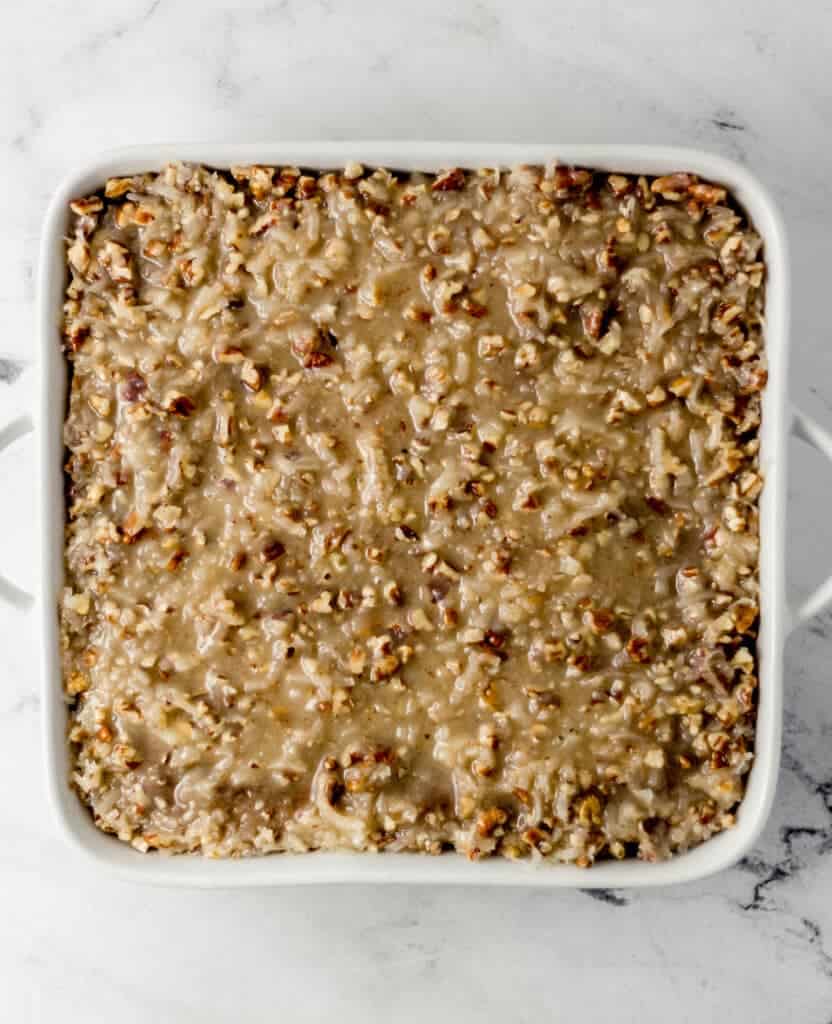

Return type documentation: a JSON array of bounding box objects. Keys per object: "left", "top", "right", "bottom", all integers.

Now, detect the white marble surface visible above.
[{"left": 2, "top": 1, "right": 832, "bottom": 1020}]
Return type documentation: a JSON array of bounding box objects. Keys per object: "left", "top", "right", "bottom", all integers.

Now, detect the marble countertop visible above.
[{"left": 3, "top": 0, "right": 832, "bottom": 1020}]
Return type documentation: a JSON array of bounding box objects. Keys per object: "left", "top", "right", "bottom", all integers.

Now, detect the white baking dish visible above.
[{"left": 8, "top": 142, "right": 831, "bottom": 887}]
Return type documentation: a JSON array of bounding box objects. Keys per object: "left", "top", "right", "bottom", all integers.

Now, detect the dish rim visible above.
[{"left": 37, "top": 143, "right": 788, "bottom": 887}]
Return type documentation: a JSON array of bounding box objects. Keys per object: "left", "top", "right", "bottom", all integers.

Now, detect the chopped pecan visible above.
[
  {"left": 121, "top": 510, "right": 145, "bottom": 543},
  {"left": 70, "top": 195, "right": 103, "bottom": 217},
  {"left": 580, "top": 301, "right": 606, "bottom": 340},
  {"left": 626, "top": 635, "right": 650, "bottom": 662},
  {"left": 166, "top": 393, "right": 196, "bottom": 417},
  {"left": 66, "top": 324, "right": 90, "bottom": 352},
  {"left": 607, "top": 174, "right": 633, "bottom": 197},
  {"left": 166, "top": 549, "right": 188, "bottom": 572},
  {"left": 432, "top": 168, "right": 466, "bottom": 192},
  {"left": 651, "top": 173, "right": 696, "bottom": 200},
  {"left": 121, "top": 372, "right": 147, "bottom": 402},
  {"left": 732, "top": 601, "right": 758, "bottom": 634},
  {"left": 483, "top": 629, "right": 508, "bottom": 651},
  {"left": 588, "top": 608, "right": 615, "bottom": 634},
  {"left": 476, "top": 807, "right": 508, "bottom": 837},
  {"left": 553, "top": 166, "right": 593, "bottom": 193},
  {"left": 99, "top": 240, "right": 132, "bottom": 283},
  {"left": 689, "top": 182, "right": 727, "bottom": 207},
  {"left": 241, "top": 360, "right": 266, "bottom": 392},
  {"left": 370, "top": 652, "right": 400, "bottom": 682},
  {"left": 304, "top": 352, "right": 334, "bottom": 369},
  {"left": 262, "top": 539, "right": 286, "bottom": 562},
  {"left": 461, "top": 296, "right": 488, "bottom": 318}
]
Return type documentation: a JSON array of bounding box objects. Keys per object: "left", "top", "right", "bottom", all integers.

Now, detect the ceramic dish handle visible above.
[
  {"left": 0, "top": 412, "right": 35, "bottom": 611},
  {"left": 789, "top": 405, "right": 832, "bottom": 635}
]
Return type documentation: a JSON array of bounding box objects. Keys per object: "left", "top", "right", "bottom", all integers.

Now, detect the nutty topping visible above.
[{"left": 61, "top": 161, "right": 765, "bottom": 867}]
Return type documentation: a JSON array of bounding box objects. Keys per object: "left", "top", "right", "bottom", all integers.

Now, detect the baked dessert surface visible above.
[{"left": 60, "top": 162, "right": 765, "bottom": 863}]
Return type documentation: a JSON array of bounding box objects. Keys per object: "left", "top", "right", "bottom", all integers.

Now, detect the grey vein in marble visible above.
[
  {"left": 71, "top": 0, "right": 163, "bottom": 58},
  {"left": 0, "top": 358, "right": 24, "bottom": 384}
]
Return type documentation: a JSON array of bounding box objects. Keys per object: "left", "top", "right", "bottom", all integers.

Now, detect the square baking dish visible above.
[{"left": 11, "top": 143, "right": 830, "bottom": 887}]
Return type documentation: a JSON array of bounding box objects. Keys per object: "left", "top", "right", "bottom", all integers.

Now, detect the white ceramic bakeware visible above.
[{"left": 7, "top": 143, "right": 831, "bottom": 887}]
